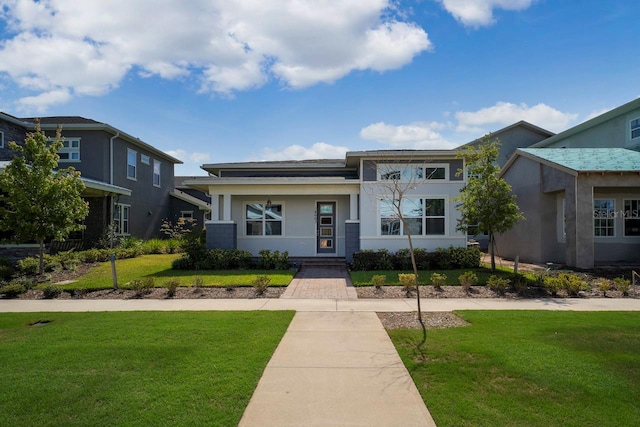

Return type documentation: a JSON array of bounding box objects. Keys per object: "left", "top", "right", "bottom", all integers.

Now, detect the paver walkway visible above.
[
  {"left": 281, "top": 266, "right": 358, "bottom": 299},
  {"left": 239, "top": 311, "right": 435, "bottom": 427}
]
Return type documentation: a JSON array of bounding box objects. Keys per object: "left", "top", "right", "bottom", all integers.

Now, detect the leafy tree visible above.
[
  {"left": 455, "top": 136, "right": 524, "bottom": 271},
  {"left": 0, "top": 122, "right": 89, "bottom": 274}
]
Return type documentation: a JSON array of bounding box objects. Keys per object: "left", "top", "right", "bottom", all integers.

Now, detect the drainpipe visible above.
[{"left": 109, "top": 130, "right": 119, "bottom": 185}]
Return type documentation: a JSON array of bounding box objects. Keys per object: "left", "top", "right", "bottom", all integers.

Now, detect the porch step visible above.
[{"left": 291, "top": 257, "right": 347, "bottom": 269}]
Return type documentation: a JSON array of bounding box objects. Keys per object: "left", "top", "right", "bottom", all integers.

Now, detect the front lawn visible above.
[
  {"left": 56, "top": 254, "right": 295, "bottom": 290},
  {"left": 350, "top": 268, "right": 512, "bottom": 286},
  {"left": 389, "top": 311, "right": 640, "bottom": 427},
  {"left": 0, "top": 311, "right": 294, "bottom": 426}
]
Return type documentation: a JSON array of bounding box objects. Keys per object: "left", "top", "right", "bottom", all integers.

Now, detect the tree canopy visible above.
[
  {"left": 0, "top": 123, "right": 89, "bottom": 274},
  {"left": 455, "top": 136, "right": 524, "bottom": 270}
]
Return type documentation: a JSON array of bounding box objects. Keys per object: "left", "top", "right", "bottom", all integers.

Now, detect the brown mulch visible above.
[
  {"left": 20, "top": 286, "right": 285, "bottom": 300},
  {"left": 377, "top": 311, "right": 470, "bottom": 330}
]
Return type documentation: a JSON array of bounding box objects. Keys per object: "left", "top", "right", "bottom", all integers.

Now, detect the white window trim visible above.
[
  {"left": 127, "top": 148, "right": 137, "bottom": 180},
  {"left": 58, "top": 137, "right": 81, "bottom": 162},
  {"left": 593, "top": 199, "right": 616, "bottom": 238},
  {"left": 378, "top": 196, "right": 448, "bottom": 237},
  {"left": 377, "top": 163, "right": 450, "bottom": 182},
  {"left": 180, "top": 211, "right": 194, "bottom": 219},
  {"left": 631, "top": 117, "right": 640, "bottom": 140},
  {"left": 114, "top": 203, "right": 131, "bottom": 236},
  {"left": 0, "top": 130, "right": 4, "bottom": 148},
  {"left": 141, "top": 154, "right": 150, "bottom": 165},
  {"left": 244, "top": 201, "right": 285, "bottom": 237},
  {"left": 153, "top": 159, "right": 161, "bottom": 187},
  {"left": 623, "top": 199, "right": 640, "bottom": 237}
]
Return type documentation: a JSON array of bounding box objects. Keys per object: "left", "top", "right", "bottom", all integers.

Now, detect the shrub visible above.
[
  {"left": 430, "top": 248, "right": 452, "bottom": 270},
  {"left": 510, "top": 274, "right": 529, "bottom": 296},
  {"left": 543, "top": 276, "right": 563, "bottom": 296},
  {"left": 560, "top": 273, "right": 588, "bottom": 297},
  {"left": 398, "top": 273, "right": 417, "bottom": 294},
  {"left": 458, "top": 271, "right": 478, "bottom": 293},
  {"left": 613, "top": 277, "right": 631, "bottom": 296},
  {"left": 413, "top": 248, "right": 430, "bottom": 270},
  {"left": 448, "top": 246, "right": 482, "bottom": 269},
  {"left": 371, "top": 274, "right": 386, "bottom": 289},
  {"left": 130, "top": 277, "right": 155, "bottom": 296},
  {"left": 17, "top": 255, "right": 62, "bottom": 275},
  {"left": 79, "top": 248, "right": 110, "bottom": 263},
  {"left": 164, "top": 238, "right": 181, "bottom": 254},
  {"left": 142, "top": 239, "right": 166, "bottom": 254},
  {"left": 0, "top": 258, "right": 15, "bottom": 281},
  {"left": 253, "top": 275, "right": 271, "bottom": 295},
  {"left": 0, "top": 283, "right": 26, "bottom": 298},
  {"left": 165, "top": 279, "right": 180, "bottom": 298},
  {"left": 487, "top": 275, "right": 510, "bottom": 295},
  {"left": 352, "top": 249, "right": 393, "bottom": 271},
  {"left": 171, "top": 256, "right": 192, "bottom": 270},
  {"left": 42, "top": 284, "right": 62, "bottom": 299},
  {"left": 595, "top": 278, "right": 611, "bottom": 296},
  {"left": 391, "top": 249, "right": 412, "bottom": 270},
  {"left": 430, "top": 272, "right": 447, "bottom": 289}
]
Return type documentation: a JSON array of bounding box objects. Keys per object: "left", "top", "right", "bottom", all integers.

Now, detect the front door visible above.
[{"left": 317, "top": 202, "right": 336, "bottom": 254}]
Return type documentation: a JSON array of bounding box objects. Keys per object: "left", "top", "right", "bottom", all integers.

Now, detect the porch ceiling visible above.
[{"left": 184, "top": 177, "right": 360, "bottom": 195}]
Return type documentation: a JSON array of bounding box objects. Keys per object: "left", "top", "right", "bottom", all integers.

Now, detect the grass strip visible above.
[
  {"left": 389, "top": 311, "right": 640, "bottom": 427},
  {"left": 0, "top": 311, "right": 294, "bottom": 426}
]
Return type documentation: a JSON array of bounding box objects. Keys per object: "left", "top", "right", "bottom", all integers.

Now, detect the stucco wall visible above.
[{"left": 0, "top": 118, "right": 26, "bottom": 160}]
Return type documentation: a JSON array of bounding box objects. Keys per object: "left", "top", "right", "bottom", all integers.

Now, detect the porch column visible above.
[
  {"left": 349, "top": 192, "right": 359, "bottom": 220},
  {"left": 222, "top": 193, "right": 232, "bottom": 221},
  {"left": 210, "top": 193, "right": 219, "bottom": 221},
  {"left": 571, "top": 179, "right": 595, "bottom": 269}
]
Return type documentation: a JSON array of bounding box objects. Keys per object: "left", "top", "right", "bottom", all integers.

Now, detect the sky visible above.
[{"left": 0, "top": 0, "right": 638, "bottom": 176}]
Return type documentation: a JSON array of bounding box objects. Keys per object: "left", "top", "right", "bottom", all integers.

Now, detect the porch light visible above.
[{"left": 266, "top": 199, "right": 272, "bottom": 209}]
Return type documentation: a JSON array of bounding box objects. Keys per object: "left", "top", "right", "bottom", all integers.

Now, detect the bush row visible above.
[
  {"left": 351, "top": 246, "right": 481, "bottom": 271},
  {"left": 172, "top": 240, "right": 290, "bottom": 271}
]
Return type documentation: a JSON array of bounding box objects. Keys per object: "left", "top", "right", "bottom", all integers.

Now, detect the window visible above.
[
  {"left": 624, "top": 199, "right": 640, "bottom": 236},
  {"left": 181, "top": 211, "right": 194, "bottom": 220},
  {"left": 378, "top": 164, "right": 448, "bottom": 181},
  {"left": 245, "top": 203, "right": 283, "bottom": 236},
  {"left": 153, "top": 159, "right": 161, "bottom": 187},
  {"left": 114, "top": 204, "right": 130, "bottom": 235},
  {"left": 631, "top": 118, "right": 640, "bottom": 140},
  {"left": 0, "top": 130, "right": 4, "bottom": 148},
  {"left": 141, "top": 154, "right": 150, "bottom": 165},
  {"left": 593, "top": 199, "right": 615, "bottom": 237},
  {"left": 57, "top": 138, "right": 80, "bottom": 161},
  {"left": 127, "top": 149, "right": 137, "bottom": 180},
  {"left": 379, "top": 197, "right": 446, "bottom": 236}
]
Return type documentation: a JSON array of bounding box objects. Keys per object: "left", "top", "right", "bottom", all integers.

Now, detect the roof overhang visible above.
[
  {"left": 184, "top": 176, "right": 360, "bottom": 195},
  {"left": 82, "top": 178, "right": 132, "bottom": 196},
  {"left": 170, "top": 190, "right": 211, "bottom": 212}
]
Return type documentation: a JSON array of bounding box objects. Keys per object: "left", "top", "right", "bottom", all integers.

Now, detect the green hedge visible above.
[{"left": 352, "top": 246, "right": 481, "bottom": 271}]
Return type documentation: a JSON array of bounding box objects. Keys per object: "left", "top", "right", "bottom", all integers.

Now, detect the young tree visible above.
[
  {"left": 373, "top": 161, "right": 430, "bottom": 345},
  {"left": 0, "top": 122, "right": 89, "bottom": 274},
  {"left": 455, "top": 136, "right": 524, "bottom": 271}
]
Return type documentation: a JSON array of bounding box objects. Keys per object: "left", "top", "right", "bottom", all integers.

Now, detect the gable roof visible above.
[
  {"left": 504, "top": 148, "right": 640, "bottom": 176},
  {"left": 457, "top": 120, "right": 554, "bottom": 149},
  {"left": 530, "top": 97, "right": 640, "bottom": 148},
  {"left": 1, "top": 112, "right": 182, "bottom": 164}
]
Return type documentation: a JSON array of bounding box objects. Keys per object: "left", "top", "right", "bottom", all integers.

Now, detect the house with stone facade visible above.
[
  {"left": 0, "top": 112, "right": 209, "bottom": 249},
  {"left": 184, "top": 150, "right": 469, "bottom": 262}
]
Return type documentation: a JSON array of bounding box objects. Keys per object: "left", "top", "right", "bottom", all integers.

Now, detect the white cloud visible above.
[
  {"left": 438, "top": 0, "right": 535, "bottom": 28},
  {"left": 166, "top": 149, "right": 211, "bottom": 166},
  {"left": 455, "top": 101, "right": 577, "bottom": 133},
  {"left": 359, "top": 121, "right": 456, "bottom": 149},
  {"left": 0, "top": 0, "right": 430, "bottom": 108},
  {"left": 251, "top": 142, "right": 349, "bottom": 161},
  {"left": 17, "top": 88, "right": 71, "bottom": 112}
]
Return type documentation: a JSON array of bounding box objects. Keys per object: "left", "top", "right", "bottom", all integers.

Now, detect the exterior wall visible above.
[
  {"left": 345, "top": 221, "right": 360, "bottom": 262},
  {"left": 169, "top": 197, "right": 207, "bottom": 231},
  {"left": 0, "top": 117, "right": 26, "bottom": 160},
  {"left": 206, "top": 222, "right": 237, "bottom": 250},
  {"left": 359, "top": 179, "right": 467, "bottom": 253},
  {"left": 221, "top": 194, "right": 351, "bottom": 257},
  {"left": 112, "top": 137, "right": 175, "bottom": 239},
  {"left": 544, "top": 105, "right": 640, "bottom": 150},
  {"left": 44, "top": 128, "right": 111, "bottom": 182},
  {"left": 492, "top": 126, "right": 552, "bottom": 166}
]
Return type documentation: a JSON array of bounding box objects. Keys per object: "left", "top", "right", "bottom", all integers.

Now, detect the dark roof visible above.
[{"left": 20, "top": 116, "right": 103, "bottom": 125}]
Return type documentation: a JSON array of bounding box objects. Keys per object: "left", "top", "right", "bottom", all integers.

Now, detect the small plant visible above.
[
  {"left": 561, "top": 273, "right": 588, "bottom": 297},
  {"left": 511, "top": 274, "right": 528, "bottom": 296},
  {"left": 487, "top": 275, "right": 510, "bottom": 295},
  {"left": 543, "top": 276, "right": 563, "bottom": 296},
  {"left": 430, "top": 272, "right": 447, "bottom": 289},
  {"left": 130, "top": 277, "right": 155, "bottom": 296},
  {"left": 253, "top": 275, "right": 271, "bottom": 295},
  {"left": 458, "top": 271, "right": 478, "bottom": 293},
  {"left": 193, "top": 276, "right": 204, "bottom": 287},
  {"left": 398, "top": 273, "right": 417, "bottom": 296},
  {"left": 613, "top": 277, "right": 631, "bottom": 296},
  {"left": 371, "top": 274, "right": 386, "bottom": 290},
  {"left": 0, "top": 282, "right": 26, "bottom": 299},
  {"left": 595, "top": 278, "right": 611, "bottom": 297},
  {"left": 165, "top": 279, "right": 180, "bottom": 298},
  {"left": 42, "top": 284, "right": 62, "bottom": 299}
]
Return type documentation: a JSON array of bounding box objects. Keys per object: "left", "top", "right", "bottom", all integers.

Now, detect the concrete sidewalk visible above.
[
  {"left": 239, "top": 311, "right": 435, "bottom": 427},
  {"left": 2, "top": 297, "right": 640, "bottom": 313}
]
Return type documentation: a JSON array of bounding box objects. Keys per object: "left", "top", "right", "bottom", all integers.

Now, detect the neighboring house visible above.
[
  {"left": 184, "top": 151, "right": 468, "bottom": 261},
  {"left": 497, "top": 98, "right": 640, "bottom": 268},
  {"left": 172, "top": 176, "right": 212, "bottom": 229},
  {"left": 0, "top": 112, "right": 206, "bottom": 248}
]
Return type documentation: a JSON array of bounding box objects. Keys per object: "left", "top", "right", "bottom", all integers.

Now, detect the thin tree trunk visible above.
[
  {"left": 406, "top": 230, "right": 427, "bottom": 346},
  {"left": 38, "top": 239, "right": 45, "bottom": 276},
  {"left": 490, "top": 233, "right": 496, "bottom": 272}
]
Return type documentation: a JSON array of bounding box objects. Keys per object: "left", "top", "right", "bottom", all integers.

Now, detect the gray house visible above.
[
  {"left": 0, "top": 113, "right": 207, "bottom": 247},
  {"left": 185, "top": 150, "right": 468, "bottom": 261},
  {"left": 498, "top": 98, "right": 640, "bottom": 268}
]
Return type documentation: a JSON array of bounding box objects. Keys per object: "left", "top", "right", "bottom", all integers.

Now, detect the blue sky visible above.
[{"left": 0, "top": 0, "right": 638, "bottom": 176}]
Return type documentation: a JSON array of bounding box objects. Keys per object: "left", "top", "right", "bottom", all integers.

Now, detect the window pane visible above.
[
  {"left": 381, "top": 218, "right": 400, "bottom": 235},
  {"left": 265, "top": 221, "right": 282, "bottom": 235},
  {"left": 425, "top": 167, "right": 445, "bottom": 180},
  {"left": 380, "top": 199, "right": 397, "bottom": 217},
  {"left": 246, "top": 204, "right": 264, "bottom": 220},
  {"left": 401, "top": 198, "right": 422, "bottom": 217},
  {"left": 403, "top": 218, "right": 422, "bottom": 235},
  {"left": 381, "top": 169, "right": 401, "bottom": 180},
  {"left": 624, "top": 200, "right": 640, "bottom": 236},
  {"left": 266, "top": 204, "right": 282, "bottom": 220},
  {"left": 319, "top": 204, "right": 333, "bottom": 214},
  {"left": 246, "top": 221, "right": 263, "bottom": 235},
  {"left": 425, "top": 199, "right": 445, "bottom": 216},
  {"left": 426, "top": 218, "right": 445, "bottom": 235}
]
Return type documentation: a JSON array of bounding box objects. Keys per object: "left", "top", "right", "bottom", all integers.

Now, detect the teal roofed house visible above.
[{"left": 498, "top": 100, "right": 640, "bottom": 269}]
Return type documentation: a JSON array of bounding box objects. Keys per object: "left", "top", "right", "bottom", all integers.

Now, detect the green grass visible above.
[
  {"left": 350, "top": 268, "right": 513, "bottom": 286},
  {"left": 57, "top": 254, "right": 295, "bottom": 290},
  {"left": 389, "top": 311, "right": 640, "bottom": 427},
  {"left": 0, "top": 311, "right": 294, "bottom": 426}
]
